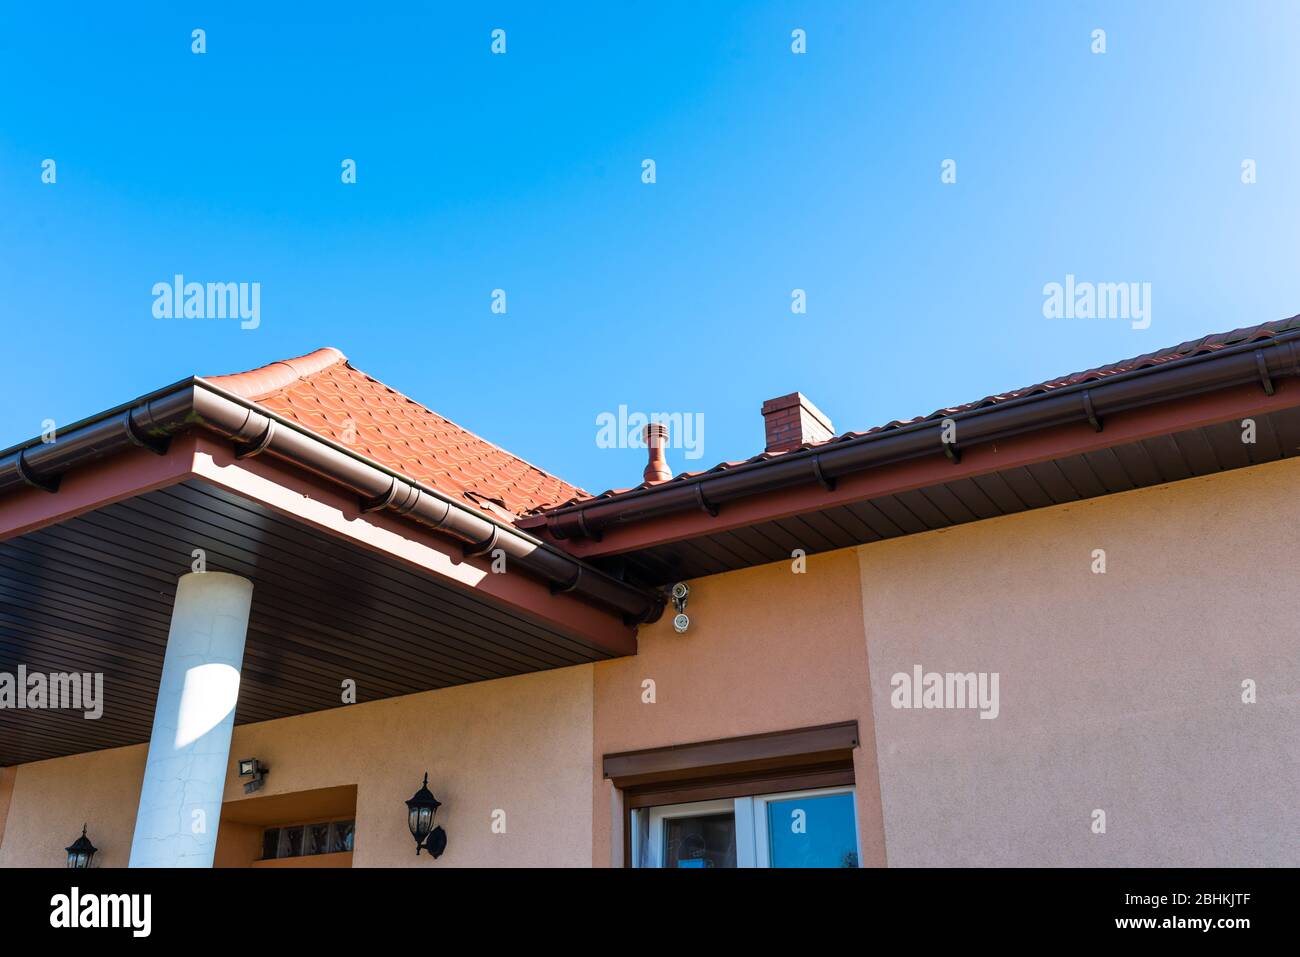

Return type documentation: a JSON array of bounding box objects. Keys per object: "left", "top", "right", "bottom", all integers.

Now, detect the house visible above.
[{"left": 1, "top": 318, "right": 1297, "bottom": 867}]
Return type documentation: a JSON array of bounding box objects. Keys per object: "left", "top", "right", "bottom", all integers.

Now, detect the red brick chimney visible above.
[{"left": 761, "top": 393, "right": 835, "bottom": 453}]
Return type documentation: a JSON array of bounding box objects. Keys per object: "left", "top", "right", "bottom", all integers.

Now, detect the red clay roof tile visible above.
[{"left": 205, "top": 349, "right": 585, "bottom": 517}]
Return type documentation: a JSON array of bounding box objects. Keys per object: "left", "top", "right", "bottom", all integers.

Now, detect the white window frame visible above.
[
  {"left": 631, "top": 785, "right": 858, "bottom": 868},
  {"left": 641, "top": 798, "right": 754, "bottom": 868}
]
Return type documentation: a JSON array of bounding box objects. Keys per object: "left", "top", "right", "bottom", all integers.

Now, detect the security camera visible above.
[{"left": 669, "top": 582, "right": 690, "bottom": 632}]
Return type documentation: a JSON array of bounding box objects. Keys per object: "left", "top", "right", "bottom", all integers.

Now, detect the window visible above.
[
  {"left": 260, "top": 819, "right": 354, "bottom": 861},
  {"left": 632, "top": 787, "right": 858, "bottom": 868}
]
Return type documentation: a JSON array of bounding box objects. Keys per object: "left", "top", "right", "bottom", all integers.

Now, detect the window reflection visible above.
[{"left": 663, "top": 812, "right": 737, "bottom": 868}]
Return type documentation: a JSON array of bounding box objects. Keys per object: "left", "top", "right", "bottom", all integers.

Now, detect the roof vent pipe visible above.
[{"left": 643, "top": 422, "right": 672, "bottom": 484}]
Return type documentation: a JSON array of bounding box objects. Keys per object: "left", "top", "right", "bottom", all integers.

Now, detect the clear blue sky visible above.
[{"left": 2, "top": 2, "right": 1298, "bottom": 496}]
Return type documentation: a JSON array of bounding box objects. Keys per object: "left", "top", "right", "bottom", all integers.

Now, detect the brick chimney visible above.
[{"left": 761, "top": 393, "right": 835, "bottom": 453}]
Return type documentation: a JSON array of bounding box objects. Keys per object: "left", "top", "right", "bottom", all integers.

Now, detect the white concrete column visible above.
[{"left": 129, "top": 572, "right": 253, "bottom": 868}]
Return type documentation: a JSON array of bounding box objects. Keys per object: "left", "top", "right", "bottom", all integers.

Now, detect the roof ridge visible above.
[{"left": 205, "top": 347, "right": 347, "bottom": 400}]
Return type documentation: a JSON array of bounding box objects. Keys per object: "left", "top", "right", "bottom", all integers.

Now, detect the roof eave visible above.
[
  {"left": 535, "top": 329, "right": 1300, "bottom": 548},
  {"left": 0, "top": 380, "right": 664, "bottom": 627}
]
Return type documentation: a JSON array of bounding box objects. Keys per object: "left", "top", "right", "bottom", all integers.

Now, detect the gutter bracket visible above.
[
  {"left": 942, "top": 441, "right": 961, "bottom": 464},
  {"left": 360, "top": 481, "right": 400, "bottom": 514},
  {"left": 575, "top": 510, "right": 603, "bottom": 542},
  {"left": 462, "top": 526, "right": 500, "bottom": 559},
  {"left": 1255, "top": 349, "right": 1275, "bottom": 396},
  {"left": 811, "top": 454, "right": 836, "bottom": 492},
  {"left": 694, "top": 483, "right": 719, "bottom": 517},
  {"left": 124, "top": 414, "right": 172, "bottom": 455},
  {"left": 234, "top": 420, "right": 276, "bottom": 459},
  {"left": 550, "top": 566, "right": 582, "bottom": 595},
  {"left": 14, "top": 449, "right": 60, "bottom": 494},
  {"left": 1082, "top": 390, "right": 1103, "bottom": 432}
]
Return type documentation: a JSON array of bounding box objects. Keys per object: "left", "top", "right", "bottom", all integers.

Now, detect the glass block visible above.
[
  {"left": 329, "top": 819, "right": 355, "bottom": 853},
  {"left": 305, "top": 822, "right": 330, "bottom": 855},
  {"left": 261, "top": 828, "right": 279, "bottom": 861},
  {"left": 279, "top": 825, "right": 304, "bottom": 858}
]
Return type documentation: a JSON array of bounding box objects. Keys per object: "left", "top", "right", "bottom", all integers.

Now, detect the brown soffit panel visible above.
[{"left": 602, "top": 720, "right": 860, "bottom": 789}]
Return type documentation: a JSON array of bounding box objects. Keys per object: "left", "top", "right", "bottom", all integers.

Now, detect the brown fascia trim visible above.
[
  {"left": 543, "top": 331, "right": 1300, "bottom": 542},
  {"left": 0, "top": 378, "right": 665, "bottom": 625}
]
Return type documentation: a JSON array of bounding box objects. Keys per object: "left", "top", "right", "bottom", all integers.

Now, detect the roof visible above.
[
  {"left": 548, "top": 314, "right": 1300, "bottom": 509},
  {"left": 205, "top": 348, "right": 586, "bottom": 517}
]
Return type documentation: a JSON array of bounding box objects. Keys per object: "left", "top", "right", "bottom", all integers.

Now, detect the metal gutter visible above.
[
  {"left": 543, "top": 330, "right": 1300, "bottom": 541},
  {"left": 0, "top": 380, "right": 665, "bottom": 624}
]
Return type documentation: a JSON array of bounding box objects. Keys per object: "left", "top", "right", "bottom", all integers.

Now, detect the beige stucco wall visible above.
[
  {"left": 0, "top": 665, "right": 594, "bottom": 867},
  {"left": 592, "top": 549, "right": 887, "bottom": 867},
  {"left": 859, "top": 456, "right": 1300, "bottom": 866},
  {"left": 0, "top": 744, "right": 146, "bottom": 868},
  {"left": 0, "top": 765, "right": 20, "bottom": 856}
]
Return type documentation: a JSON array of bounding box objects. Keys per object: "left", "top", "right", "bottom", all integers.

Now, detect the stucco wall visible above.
[
  {"left": 0, "top": 665, "right": 594, "bottom": 867},
  {"left": 0, "top": 744, "right": 146, "bottom": 868},
  {"left": 592, "top": 549, "right": 886, "bottom": 867},
  {"left": 0, "top": 765, "right": 19, "bottom": 856},
  {"left": 859, "top": 456, "right": 1300, "bottom": 866}
]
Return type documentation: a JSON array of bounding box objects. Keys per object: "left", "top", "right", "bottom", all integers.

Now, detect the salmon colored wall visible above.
[
  {"left": 591, "top": 549, "right": 886, "bottom": 867},
  {"left": 212, "top": 821, "right": 263, "bottom": 868},
  {"left": 0, "top": 766, "right": 16, "bottom": 854},
  {"left": 0, "top": 745, "right": 146, "bottom": 868},
  {"left": 859, "top": 456, "right": 1300, "bottom": 866},
  {"left": 0, "top": 665, "right": 594, "bottom": 867}
]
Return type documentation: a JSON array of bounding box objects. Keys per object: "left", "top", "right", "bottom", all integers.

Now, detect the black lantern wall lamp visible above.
[
  {"left": 405, "top": 772, "right": 446, "bottom": 859},
  {"left": 65, "top": 824, "right": 98, "bottom": 869}
]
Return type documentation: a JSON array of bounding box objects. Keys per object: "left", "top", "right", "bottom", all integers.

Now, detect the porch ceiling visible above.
[{"left": 0, "top": 479, "right": 618, "bottom": 765}]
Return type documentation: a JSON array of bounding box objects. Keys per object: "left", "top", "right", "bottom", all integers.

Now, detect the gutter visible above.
[
  {"left": 542, "top": 330, "right": 1300, "bottom": 541},
  {"left": 0, "top": 379, "right": 665, "bottom": 625}
]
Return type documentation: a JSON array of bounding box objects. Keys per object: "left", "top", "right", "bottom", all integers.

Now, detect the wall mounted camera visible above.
[{"left": 670, "top": 582, "right": 690, "bottom": 633}]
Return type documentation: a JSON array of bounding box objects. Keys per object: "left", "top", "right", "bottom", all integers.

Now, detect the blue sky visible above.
[{"left": 2, "top": 2, "right": 1298, "bottom": 496}]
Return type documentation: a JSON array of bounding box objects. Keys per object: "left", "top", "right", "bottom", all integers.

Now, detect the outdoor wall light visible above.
[
  {"left": 65, "top": 824, "right": 97, "bottom": 869},
  {"left": 405, "top": 772, "right": 446, "bottom": 858},
  {"left": 237, "top": 757, "right": 269, "bottom": 794}
]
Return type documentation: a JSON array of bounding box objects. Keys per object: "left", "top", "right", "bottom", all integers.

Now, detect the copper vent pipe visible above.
[{"left": 643, "top": 422, "right": 672, "bottom": 484}]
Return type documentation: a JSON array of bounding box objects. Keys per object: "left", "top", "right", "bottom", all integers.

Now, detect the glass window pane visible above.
[
  {"left": 305, "top": 822, "right": 330, "bottom": 855},
  {"left": 330, "top": 820, "right": 355, "bottom": 853},
  {"left": 766, "top": 792, "right": 858, "bottom": 868},
  {"left": 663, "top": 812, "right": 736, "bottom": 868},
  {"left": 279, "top": 825, "right": 304, "bottom": 858},
  {"left": 261, "top": 828, "right": 279, "bottom": 861}
]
